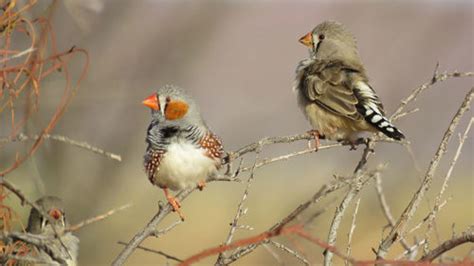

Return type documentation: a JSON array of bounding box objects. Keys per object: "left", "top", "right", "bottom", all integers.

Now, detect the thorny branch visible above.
[{"left": 377, "top": 88, "right": 474, "bottom": 259}]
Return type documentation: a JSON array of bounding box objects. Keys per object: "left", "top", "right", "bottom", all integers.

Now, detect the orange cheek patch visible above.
[{"left": 165, "top": 100, "right": 189, "bottom": 120}]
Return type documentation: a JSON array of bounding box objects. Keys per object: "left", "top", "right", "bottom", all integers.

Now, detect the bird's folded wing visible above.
[{"left": 304, "top": 63, "right": 361, "bottom": 120}]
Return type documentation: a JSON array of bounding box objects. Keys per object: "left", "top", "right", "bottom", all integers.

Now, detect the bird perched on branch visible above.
[
  {"left": 142, "top": 85, "right": 224, "bottom": 220},
  {"left": 22, "top": 196, "right": 79, "bottom": 266},
  {"left": 293, "top": 21, "right": 405, "bottom": 148}
]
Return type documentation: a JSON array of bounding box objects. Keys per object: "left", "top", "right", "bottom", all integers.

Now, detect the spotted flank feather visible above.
[
  {"left": 144, "top": 149, "right": 164, "bottom": 185},
  {"left": 200, "top": 133, "right": 224, "bottom": 162},
  {"left": 354, "top": 81, "right": 405, "bottom": 140}
]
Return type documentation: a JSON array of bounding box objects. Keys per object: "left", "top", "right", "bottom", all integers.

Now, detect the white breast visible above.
[{"left": 155, "top": 141, "right": 219, "bottom": 190}]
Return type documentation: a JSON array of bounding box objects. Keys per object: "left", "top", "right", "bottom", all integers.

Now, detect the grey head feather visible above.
[
  {"left": 151, "top": 84, "right": 207, "bottom": 128},
  {"left": 310, "top": 21, "right": 363, "bottom": 69},
  {"left": 146, "top": 85, "right": 209, "bottom": 150}
]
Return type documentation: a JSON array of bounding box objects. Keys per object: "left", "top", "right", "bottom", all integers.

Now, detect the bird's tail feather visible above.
[{"left": 363, "top": 107, "right": 405, "bottom": 140}]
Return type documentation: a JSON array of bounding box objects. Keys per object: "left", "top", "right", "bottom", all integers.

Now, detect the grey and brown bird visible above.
[
  {"left": 293, "top": 21, "right": 405, "bottom": 148},
  {"left": 142, "top": 85, "right": 224, "bottom": 220},
  {"left": 23, "top": 196, "right": 79, "bottom": 265}
]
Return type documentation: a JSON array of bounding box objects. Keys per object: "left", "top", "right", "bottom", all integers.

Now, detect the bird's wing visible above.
[{"left": 302, "top": 60, "right": 362, "bottom": 120}]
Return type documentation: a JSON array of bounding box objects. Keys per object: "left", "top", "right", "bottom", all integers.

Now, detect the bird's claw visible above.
[
  {"left": 197, "top": 180, "right": 206, "bottom": 191},
  {"left": 163, "top": 188, "right": 185, "bottom": 221},
  {"left": 307, "top": 130, "right": 324, "bottom": 151}
]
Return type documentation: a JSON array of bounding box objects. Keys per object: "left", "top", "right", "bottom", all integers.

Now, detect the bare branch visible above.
[
  {"left": 420, "top": 231, "right": 474, "bottom": 262},
  {"left": 396, "top": 239, "right": 427, "bottom": 260},
  {"left": 66, "top": 203, "right": 132, "bottom": 232},
  {"left": 391, "top": 69, "right": 474, "bottom": 121},
  {"left": 224, "top": 169, "right": 379, "bottom": 264},
  {"left": 424, "top": 118, "right": 473, "bottom": 238},
  {"left": 345, "top": 197, "right": 361, "bottom": 265},
  {"left": 269, "top": 240, "right": 310, "bottom": 266},
  {"left": 151, "top": 220, "right": 183, "bottom": 238},
  {"left": 111, "top": 187, "right": 195, "bottom": 266},
  {"left": 323, "top": 142, "right": 378, "bottom": 265},
  {"left": 0, "top": 133, "right": 122, "bottom": 162},
  {"left": 377, "top": 88, "right": 474, "bottom": 259},
  {"left": 262, "top": 242, "right": 284, "bottom": 265},
  {"left": 216, "top": 151, "right": 261, "bottom": 264},
  {"left": 375, "top": 175, "right": 411, "bottom": 251},
  {"left": 117, "top": 241, "right": 183, "bottom": 262}
]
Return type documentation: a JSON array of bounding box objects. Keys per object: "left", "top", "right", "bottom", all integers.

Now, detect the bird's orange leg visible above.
[
  {"left": 162, "top": 188, "right": 185, "bottom": 221},
  {"left": 307, "top": 130, "right": 325, "bottom": 151},
  {"left": 197, "top": 180, "right": 206, "bottom": 191}
]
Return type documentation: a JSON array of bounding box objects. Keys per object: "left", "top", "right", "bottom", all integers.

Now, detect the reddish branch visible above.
[
  {"left": 0, "top": 0, "right": 90, "bottom": 175},
  {"left": 179, "top": 225, "right": 306, "bottom": 266},
  {"left": 179, "top": 223, "right": 440, "bottom": 266},
  {"left": 419, "top": 232, "right": 474, "bottom": 262}
]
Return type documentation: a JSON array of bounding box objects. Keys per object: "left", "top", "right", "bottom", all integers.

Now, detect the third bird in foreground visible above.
[
  {"left": 293, "top": 21, "right": 405, "bottom": 148},
  {"left": 142, "top": 85, "right": 224, "bottom": 220},
  {"left": 25, "top": 196, "right": 79, "bottom": 266}
]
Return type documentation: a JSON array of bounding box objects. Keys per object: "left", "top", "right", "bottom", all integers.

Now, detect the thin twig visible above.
[
  {"left": 424, "top": 118, "right": 473, "bottom": 239},
  {"left": 345, "top": 197, "right": 360, "bottom": 265},
  {"left": 396, "top": 239, "right": 427, "bottom": 260},
  {"left": 0, "top": 133, "right": 122, "bottom": 162},
  {"left": 66, "top": 203, "right": 132, "bottom": 232},
  {"left": 269, "top": 240, "right": 310, "bottom": 265},
  {"left": 262, "top": 241, "right": 284, "bottom": 265},
  {"left": 391, "top": 69, "right": 473, "bottom": 120},
  {"left": 323, "top": 142, "right": 376, "bottom": 266},
  {"left": 224, "top": 169, "right": 379, "bottom": 264},
  {"left": 117, "top": 241, "right": 183, "bottom": 262},
  {"left": 151, "top": 220, "right": 183, "bottom": 238},
  {"left": 374, "top": 175, "right": 411, "bottom": 251},
  {"left": 0, "top": 47, "right": 36, "bottom": 64},
  {"left": 111, "top": 187, "right": 195, "bottom": 266},
  {"left": 216, "top": 151, "right": 261, "bottom": 264},
  {"left": 377, "top": 88, "right": 474, "bottom": 259},
  {"left": 408, "top": 199, "right": 449, "bottom": 235}
]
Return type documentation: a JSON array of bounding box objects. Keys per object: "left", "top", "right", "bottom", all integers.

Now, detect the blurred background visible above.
[{"left": 1, "top": 0, "right": 473, "bottom": 265}]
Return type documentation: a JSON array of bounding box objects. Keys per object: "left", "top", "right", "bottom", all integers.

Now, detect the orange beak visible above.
[
  {"left": 142, "top": 93, "right": 160, "bottom": 110},
  {"left": 299, "top": 32, "right": 313, "bottom": 48},
  {"left": 49, "top": 208, "right": 62, "bottom": 220}
]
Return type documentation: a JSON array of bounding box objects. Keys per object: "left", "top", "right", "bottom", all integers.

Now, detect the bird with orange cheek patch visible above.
[
  {"left": 23, "top": 196, "right": 79, "bottom": 266},
  {"left": 142, "top": 85, "right": 224, "bottom": 220}
]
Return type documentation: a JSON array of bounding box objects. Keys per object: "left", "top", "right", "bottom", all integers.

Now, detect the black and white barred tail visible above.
[
  {"left": 363, "top": 108, "right": 405, "bottom": 140},
  {"left": 354, "top": 81, "right": 405, "bottom": 140}
]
